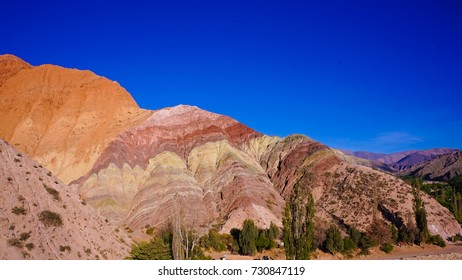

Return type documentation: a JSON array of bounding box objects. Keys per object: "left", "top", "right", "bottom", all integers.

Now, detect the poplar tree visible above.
[{"left": 283, "top": 183, "right": 315, "bottom": 260}]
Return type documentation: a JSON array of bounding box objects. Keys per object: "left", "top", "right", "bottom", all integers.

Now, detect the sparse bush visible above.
[
  {"left": 25, "top": 243, "right": 34, "bottom": 251},
  {"left": 146, "top": 227, "right": 155, "bottom": 236},
  {"left": 60, "top": 245, "right": 71, "bottom": 252},
  {"left": 39, "top": 210, "right": 63, "bottom": 227},
  {"left": 20, "top": 232, "right": 31, "bottom": 241},
  {"left": 44, "top": 186, "right": 61, "bottom": 201},
  {"left": 381, "top": 243, "right": 394, "bottom": 254},
  {"left": 12, "top": 206, "right": 27, "bottom": 215},
  {"left": 8, "top": 238, "right": 23, "bottom": 248},
  {"left": 427, "top": 235, "right": 446, "bottom": 248},
  {"left": 84, "top": 248, "right": 92, "bottom": 256}
]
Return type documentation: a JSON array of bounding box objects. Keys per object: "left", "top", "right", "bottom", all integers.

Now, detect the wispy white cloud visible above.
[{"left": 326, "top": 131, "right": 423, "bottom": 153}]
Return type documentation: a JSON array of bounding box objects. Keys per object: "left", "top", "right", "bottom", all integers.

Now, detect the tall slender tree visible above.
[
  {"left": 283, "top": 182, "right": 315, "bottom": 260},
  {"left": 412, "top": 178, "right": 429, "bottom": 245}
]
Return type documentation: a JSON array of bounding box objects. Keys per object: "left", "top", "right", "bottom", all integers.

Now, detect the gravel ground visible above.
[{"left": 404, "top": 253, "right": 462, "bottom": 260}]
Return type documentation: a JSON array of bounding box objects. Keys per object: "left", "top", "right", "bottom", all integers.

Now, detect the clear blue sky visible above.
[{"left": 2, "top": 0, "right": 461, "bottom": 153}]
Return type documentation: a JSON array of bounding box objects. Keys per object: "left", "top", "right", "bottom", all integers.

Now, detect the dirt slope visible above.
[{"left": 0, "top": 139, "right": 130, "bottom": 259}]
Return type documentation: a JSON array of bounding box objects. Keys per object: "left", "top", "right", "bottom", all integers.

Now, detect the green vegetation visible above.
[
  {"left": 128, "top": 238, "right": 173, "bottom": 260},
  {"left": 325, "top": 224, "right": 343, "bottom": 254},
  {"left": 410, "top": 178, "right": 429, "bottom": 245},
  {"left": 146, "top": 227, "right": 155, "bottom": 236},
  {"left": 256, "top": 223, "right": 279, "bottom": 252},
  {"left": 342, "top": 237, "right": 356, "bottom": 256},
  {"left": 200, "top": 229, "right": 233, "bottom": 253},
  {"left": 239, "top": 219, "right": 258, "bottom": 256},
  {"left": 38, "top": 210, "right": 63, "bottom": 227},
  {"left": 381, "top": 243, "right": 394, "bottom": 254},
  {"left": 427, "top": 234, "right": 446, "bottom": 248},
  {"left": 129, "top": 222, "right": 211, "bottom": 260},
  {"left": 404, "top": 175, "right": 462, "bottom": 223},
  {"left": 283, "top": 183, "right": 315, "bottom": 260}
]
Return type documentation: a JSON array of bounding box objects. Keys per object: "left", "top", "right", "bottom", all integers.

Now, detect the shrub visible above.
[
  {"left": 268, "top": 222, "right": 279, "bottom": 240},
  {"left": 19, "top": 232, "right": 31, "bottom": 241},
  {"left": 256, "top": 230, "right": 271, "bottom": 252},
  {"left": 239, "top": 219, "right": 258, "bottom": 256},
  {"left": 39, "top": 210, "right": 63, "bottom": 227},
  {"left": 8, "top": 238, "right": 23, "bottom": 248},
  {"left": 146, "top": 227, "right": 155, "bottom": 236},
  {"left": 381, "top": 243, "right": 394, "bottom": 254},
  {"left": 128, "top": 238, "right": 173, "bottom": 260},
  {"left": 60, "top": 245, "right": 71, "bottom": 252},
  {"left": 358, "top": 234, "right": 377, "bottom": 255},
  {"left": 201, "top": 229, "right": 230, "bottom": 252},
  {"left": 12, "top": 206, "right": 27, "bottom": 215},
  {"left": 325, "top": 224, "right": 343, "bottom": 254},
  {"left": 349, "top": 227, "right": 361, "bottom": 247},
  {"left": 25, "top": 243, "right": 34, "bottom": 251},
  {"left": 44, "top": 186, "right": 61, "bottom": 201},
  {"left": 342, "top": 237, "right": 357, "bottom": 255},
  {"left": 427, "top": 235, "right": 446, "bottom": 248}
]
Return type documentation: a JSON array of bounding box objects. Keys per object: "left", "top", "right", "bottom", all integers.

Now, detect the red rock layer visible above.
[{"left": 86, "top": 105, "right": 262, "bottom": 177}]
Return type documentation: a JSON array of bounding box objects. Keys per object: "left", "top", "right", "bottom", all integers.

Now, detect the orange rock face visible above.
[{"left": 0, "top": 55, "right": 152, "bottom": 183}]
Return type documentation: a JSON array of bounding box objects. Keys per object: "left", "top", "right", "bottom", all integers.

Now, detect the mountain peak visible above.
[{"left": 0, "top": 54, "right": 32, "bottom": 86}]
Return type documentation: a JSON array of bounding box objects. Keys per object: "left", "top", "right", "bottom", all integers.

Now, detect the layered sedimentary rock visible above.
[
  {"left": 73, "top": 106, "right": 283, "bottom": 233},
  {"left": 0, "top": 139, "right": 130, "bottom": 260},
  {"left": 252, "top": 136, "right": 461, "bottom": 239},
  {"left": 0, "top": 54, "right": 152, "bottom": 183}
]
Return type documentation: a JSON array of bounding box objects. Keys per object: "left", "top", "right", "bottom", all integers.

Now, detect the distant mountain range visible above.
[
  {"left": 1, "top": 54, "right": 460, "bottom": 259},
  {"left": 342, "top": 148, "right": 460, "bottom": 180}
]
